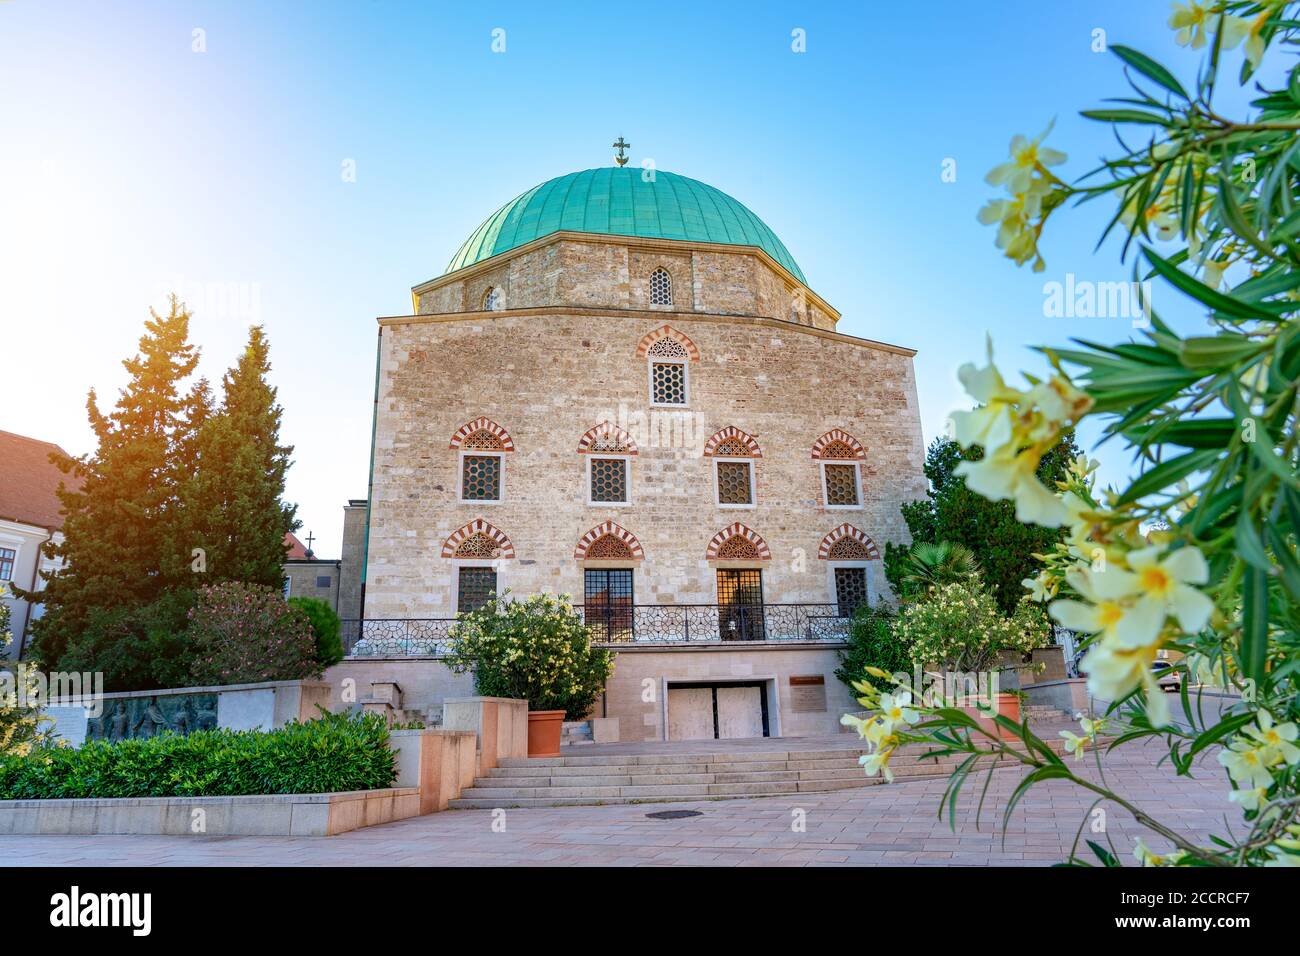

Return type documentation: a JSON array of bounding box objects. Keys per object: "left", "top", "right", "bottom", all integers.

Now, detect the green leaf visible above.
[
  {"left": 1080, "top": 108, "right": 1171, "bottom": 125},
  {"left": 1110, "top": 45, "right": 1190, "bottom": 100},
  {"left": 1115, "top": 449, "right": 1220, "bottom": 506},
  {"left": 1142, "top": 247, "right": 1281, "bottom": 322},
  {"left": 1179, "top": 335, "right": 1264, "bottom": 368},
  {"left": 1087, "top": 840, "right": 1121, "bottom": 867},
  {"left": 1240, "top": 566, "right": 1270, "bottom": 685}
]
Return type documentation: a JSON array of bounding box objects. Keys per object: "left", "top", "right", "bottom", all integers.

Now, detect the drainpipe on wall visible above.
[{"left": 17, "top": 526, "right": 54, "bottom": 660}]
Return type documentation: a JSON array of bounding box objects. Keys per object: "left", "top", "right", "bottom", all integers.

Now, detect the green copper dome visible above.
[{"left": 445, "top": 168, "right": 806, "bottom": 283}]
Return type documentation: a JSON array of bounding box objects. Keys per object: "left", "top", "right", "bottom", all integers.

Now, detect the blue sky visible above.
[{"left": 0, "top": 1, "right": 1258, "bottom": 554}]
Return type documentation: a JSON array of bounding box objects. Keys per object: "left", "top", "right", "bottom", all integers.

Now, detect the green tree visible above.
[
  {"left": 289, "top": 596, "right": 345, "bottom": 668},
  {"left": 895, "top": 541, "right": 981, "bottom": 601},
  {"left": 21, "top": 298, "right": 201, "bottom": 668},
  {"left": 884, "top": 433, "right": 1080, "bottom": 614},
  {"left": 835, "top": 604, "right": 912, "bottom": 693},
  {"left": 180, "top": 325, "right": 298, "bottom": 587}
]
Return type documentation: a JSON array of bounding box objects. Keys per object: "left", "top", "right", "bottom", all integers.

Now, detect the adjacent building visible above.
[{"left": 0, "top": 429, "right": 76, "bottom": 657}]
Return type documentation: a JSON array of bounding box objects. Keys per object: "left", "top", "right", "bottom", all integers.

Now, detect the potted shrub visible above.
[
  {"left": 894, "top": 582, "right": 1049, "bottom": 739},
  {"left": 445, "top": 592, "right": 615, "bottom": 757}
]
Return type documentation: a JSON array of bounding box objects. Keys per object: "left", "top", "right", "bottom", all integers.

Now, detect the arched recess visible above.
[
  {"left": 635, "top": 324, "right": 700, "bottom": 361},
  {"left": 576, "top": 421, "right": 639, "bottom": 455},
  {"left": 810, "top": 429, "right": 866, "bottom": 460},
  {"left": 703, "top": 425, "right": 762, "bottom": 458},
  {"left": 574, "top": 521, "right": 645, "bottom": 561},
  {"left": 706, "top": 523, "right": 772, "bottom": 561},
  {"left": 449, "top": 417, "right": 515, "bottom": 452},
  {"left": 817, "top": 524, "right": 881, "bottom": 561},
  {"left": 442, "top": 519, "right": 515, "bottom": 559}
]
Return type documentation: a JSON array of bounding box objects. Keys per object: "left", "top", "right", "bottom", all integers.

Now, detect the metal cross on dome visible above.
[{"left": 612, "top": 136, "right": 630, "bottom": 167}]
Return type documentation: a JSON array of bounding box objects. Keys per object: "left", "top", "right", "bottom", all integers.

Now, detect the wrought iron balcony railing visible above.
[{"left": 341, "top": 602, "right": 855, "bottom": 657}]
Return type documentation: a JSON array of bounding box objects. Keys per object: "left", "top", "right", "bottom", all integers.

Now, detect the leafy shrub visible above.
[
  {"left": 58, "top": 589, "right": 197, "bottom": 692},
  {"left": 896, "top": 581, "right": 1049, "bottom": 674},
  {"left": 445, "top": 592, "right": 614, "bottom": 720},
  {"left": 0, "top": 710, "right": 395, "bottom": 799},
  {"left": 0, "top": 591, "right": 53, "bottom": 756},
  {"left": 289, "top": 596, "right": 345, "bottom": 668},
  {"left": 187, "top": 581, "right": 321, "bottom": 686},
  {"left": 835, "top": 604, "right": 912, "bottom": 692}
]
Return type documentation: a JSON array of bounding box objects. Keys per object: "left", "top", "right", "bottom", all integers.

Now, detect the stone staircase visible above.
[
  {"left": 447, "top": 706, "right": 1091, "bottom": 809},
  {"left": 448, "top": 742, "right": 988, "bottom": 809}
]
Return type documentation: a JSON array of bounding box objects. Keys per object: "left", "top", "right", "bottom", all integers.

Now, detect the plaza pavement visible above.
[{"left": 1, "top": 739, "right": 1230, "bottom": 866}]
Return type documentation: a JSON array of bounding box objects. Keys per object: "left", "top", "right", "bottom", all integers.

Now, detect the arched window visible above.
[
  {"left": 449, "top": 418, "right": 514, "bottom": 504},
  {"left": 818, "top": 525, "right": 880, "bottom": 618},
  {"left": 704, "top": 426, "right": 762, "bottom": 508},
  {"left": 649, "top": 268, "right": 673, "bottom": 306},
  {"left": 482, "top": 287, "right": 504, "bottom": 311},
  {"left": 812, "top": 430, "right": 866, "bottom": 510}
]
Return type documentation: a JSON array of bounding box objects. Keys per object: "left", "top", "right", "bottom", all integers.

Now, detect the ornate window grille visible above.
[
  {"left": 590, "top": 458, "right": 628, "bottom": 503},
  {"left": 649, "top": 268, "right": 673, "bottom": 306}
]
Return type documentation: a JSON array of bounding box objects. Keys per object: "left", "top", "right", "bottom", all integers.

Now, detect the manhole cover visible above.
[{"left": 645, "top": 809, "right": 703, "bottom": 820}]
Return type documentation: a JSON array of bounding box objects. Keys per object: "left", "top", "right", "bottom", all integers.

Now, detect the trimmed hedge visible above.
[{"left": 0, "top": 710, "right": 396, "bottom": 800}]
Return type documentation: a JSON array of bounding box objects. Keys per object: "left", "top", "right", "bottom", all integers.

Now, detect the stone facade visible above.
[
  {"left": 411, "top": 235, "right": 840, "bottom": 332},
  {"left": 365, "top": 237, "right": 925, "bottom": 620}
]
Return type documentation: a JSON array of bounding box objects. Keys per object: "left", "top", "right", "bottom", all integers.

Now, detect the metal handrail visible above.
[{"left": 341, "top": 602, "right": 856, "bottom": 657}]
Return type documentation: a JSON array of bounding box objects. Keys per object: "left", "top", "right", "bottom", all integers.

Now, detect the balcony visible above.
[{"left": 340, "top": 603, "right": 855, "bottom": 657}]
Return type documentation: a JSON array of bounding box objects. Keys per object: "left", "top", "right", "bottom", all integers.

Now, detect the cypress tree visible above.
[
  {"left": 23, "top": 297, "right": 200, "bottom": 667},
  {"left": 182, "top": 325, "right": 299, "bottom": 587}
]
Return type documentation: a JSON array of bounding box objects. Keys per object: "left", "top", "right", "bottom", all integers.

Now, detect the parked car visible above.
[{"left": 1152, "top": 660, "right": 1182, "bottom": 693}]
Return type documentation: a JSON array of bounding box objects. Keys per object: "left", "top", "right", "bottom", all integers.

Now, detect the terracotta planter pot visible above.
[
  {"left": 995, "top": 692, "right": 1022, "bottom": 741},
  {"left": 527, "top": 709, "right": 566, "bottom": 758}
]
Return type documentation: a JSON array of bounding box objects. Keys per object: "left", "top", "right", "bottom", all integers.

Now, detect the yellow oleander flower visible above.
[
  {"left": 1080, "top": 639, "right": 1169, "bottom": 727},
  {"left": 860, "top": 748, "right": 897, "bottom": 783},
  {"left": 978, "top": 186, "right": 1046, "bottom": 254},
  {"left": 949, "top": 355, "right": 1020, "bottom": 451},
  {"left": 1168, "top": 2, "right": 1247, "bottom": 50},
  {"left": 985, "top": 122, "right": 1067, "bottom": 195},
  {"left": 1022, "top": 569, "right": 1055, "bottom": 603},
  {"left": 1218, "top": 740, "right": 1275, "bottom": 789},
  {"left": 1265, "top": 839, "right": 1300, "bottom": 866},
  {"left": 878, "top": 691, "right": 920, "bottom": 728},
  {"left": 1059, "top": 729, "right": 1088, "bottom": 760},
  {"left": 1049, "top": 565, "right": 1162, "bottom": 648},
  {"left": 1125, "top": 545, "right": 1214, "bottom": 636},
  {"left": 1024, "top": 377, "right": 1093, "bottom": 444},
  {"left": 1243, "top": 712, "right": 1300, "bottom": 767},
  {"left": 1134, "top": 837, "right": 1187, "bottom": 867},
  {"left": 1229, "top": 785, "right": 1269, "bottom": 813},
  {"left": 958, "top": 446, "right": 1069, "bottom": 527}
]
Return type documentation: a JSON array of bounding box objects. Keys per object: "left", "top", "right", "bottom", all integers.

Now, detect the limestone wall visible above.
[
  {"left": 364, "top": 308, "right": 926, "bottom": 619},
  {"left": 414, "top": 237, "right": 838, "bottom": 331}
]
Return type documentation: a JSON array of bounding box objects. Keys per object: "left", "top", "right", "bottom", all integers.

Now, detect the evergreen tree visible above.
[
  {"left": 884, "top": 433, "right": 1081, "bottom": 615},
  {"left": 21, "top": 298, "right": 200, "bottom": 667},
  {"left": 181, "top": 325, "right": 298, "bottom": 587}
]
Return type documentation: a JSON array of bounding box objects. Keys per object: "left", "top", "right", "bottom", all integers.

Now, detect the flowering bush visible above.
[
  {"left": 897, "top": 582, "right": 1050, "bottom": 674},
  {"left": 847, "top": 3, "right": 1300, "bottom": 867},
  {"left": 444, "top": 592, "right": 614, "bottom": 719},
  {"left": 0, "top": 591, "right": 53, "bottom": 756},
  {"left": 187, "top": 581, "right": 322, "bottom": 686}
]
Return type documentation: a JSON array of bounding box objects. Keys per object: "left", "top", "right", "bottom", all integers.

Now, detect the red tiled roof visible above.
[
  {"left": 284, "top": 532, "right": 310, "bottom": 559},
  {"left": 0, "top": 429, "right": 79, "bottom": 530}
]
